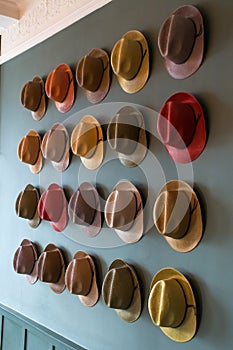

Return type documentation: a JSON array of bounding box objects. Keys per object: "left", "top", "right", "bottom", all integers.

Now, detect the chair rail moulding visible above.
[{"left": 0, "top": 0, "right": 112, "bottom": 65}]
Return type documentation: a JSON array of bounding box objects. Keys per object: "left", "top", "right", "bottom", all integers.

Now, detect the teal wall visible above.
[{"left": 1, "top": 0, "right": 233, "bottom": 349}]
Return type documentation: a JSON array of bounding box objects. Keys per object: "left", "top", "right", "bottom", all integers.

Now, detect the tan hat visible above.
[
  {"left": 71, "top": 115, "right": 103, "bottom": 170},
  {"left": 65, "top": 251, "right": 99, "bottom": 307},
  {"left": 15, "top": 184, "right": 41, "bottom": 228},
  {"left": 153, "top": 180, "right": 203, "bottom": 253},
  {"left": 148, "top": 267, "right": 197, "bottom": 342},
  {"left": 111, "top": 30, "right": 149, "bottom": 93},
  {"left": 102, "top": 259, "right": 141, "bottom": 322},
  {"left": 21, "top": 76, "right": 47, "bottom": 121},
  {"left": 13, "top": 239, "right": 39, "bottom": 284},
  {"left": 76, "top": 48, "right": 110, "bottom": 104},
  {"left": 37, "top": 243, "right": 66, "bottom": 294},
  {"left": 105, "top": 180, "right": 143, "bottom": 244},
  {"left": 45, "top": 63, "right": 74, "bottom": 113},
  {"left": 158, "top": 5, "right": 204, "bottom": 79},
  {"left": 68, "top": 182, "right": 102, "bottom": 237},
  {"left": 41, "top": 123, "right": 70, "bottom": 172},
  {"left": 107, "top": 106, "right": 147, "bottom": 167},
  {"left": 18, "top": 130, "right": 43, "bottom": 174}
]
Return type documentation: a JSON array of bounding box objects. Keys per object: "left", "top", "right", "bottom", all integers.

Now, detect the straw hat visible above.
[{"left": 18, "top": 130, "right": 43, "bottom": 174}]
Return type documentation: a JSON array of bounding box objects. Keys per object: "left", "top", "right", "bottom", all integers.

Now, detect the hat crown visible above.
[
  {"left": 77, "top": 55, "right": 104, "bottom": 92},
  {"left": 21, "top": 81, "right": 42, "bottom": 111},
  {"left": 70, "top": 189, "right": 96, "bottom": 226},
  {"left": 19, "top": 135, "right": 40, "bottom": 165},
  {"left": 159, "top": 14, "right": 196, "bottom": 64},
  {"left": 66, "top": 258, "right": 93, "bottom": 295},
  {"left": 13, "top": 244, "right": 35, "bottom": 275},
  {"left": 46, "top": 69, "right": 70, "bottom": 103},
  {"left": 39, "top": 188, "right": 64, "bottom": 223},
  {"left": 38, "top": 249, "right": 62, "bottom": 283},
  {"left": 16, "top": 189, "right": 38, "bottom": 220},
  {"left": 149, "top": 278, "right": 186, "bottom": 327},
  {"left": 44, "top": 129, "right": 66, "bottom": 162},
  {"left": 71, "top": 121, "right": 98, "bottom": 158}
]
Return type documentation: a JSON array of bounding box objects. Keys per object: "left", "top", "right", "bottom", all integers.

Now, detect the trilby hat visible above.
[
  {"left": 157, "top": 92, "right": 206, "bottom": 163},
  {"left": 148, "top": 267, "right": 197, "bottom": 342},
  {"left": 18, "top": 130, "right": 43, "bottom": 174},
  {"left": 65, "top": 251, "right": 99, "bottom": 307},
  {"left": 153, "top": 180, "right": 203, "bottom": 253},
  {"left": 158, "top": 5, "right": 204, "bottom": 79},
  {"left": 111, "top": 30, "right": 149, "bottom": 93}
]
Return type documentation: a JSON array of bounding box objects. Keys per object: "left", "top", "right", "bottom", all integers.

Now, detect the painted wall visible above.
[{"left": 0, "top": 0, "right": 233, "bottom": 349}]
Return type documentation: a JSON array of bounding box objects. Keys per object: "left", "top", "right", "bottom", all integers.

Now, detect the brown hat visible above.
[
  {"left": 158, "top": 5, "right": 204, "bottom": 79},
  {"left": 102, "top": 259, "right": 141, "bottom": 322},
  {"left": 45, "top": 63, "right": 74, "bottom": 113},
  {"left": 13, "top": 239, "right": 39, "bottom": 284},
  {"left": 111, "top": 30, "right": 149, "bottom": 93},
  {"left": 37, "top": 243, "right": 66, "bottom": 294},
  {"left": 15, "top": 184, "right": 41, "bottom": 228},
  {"left": 41, "top": 123, "right": 70, "bottom": 172},
  {"left": 38, "top": 183, "right": 68, "bottom": 232},
  {"left": 71, "top": 115, "right": 103, "bottom": 170},
  {"left": 21, "top": 76, "right": 47, "bottom": 121},
  {"left": 76, "top": 48, "right": 110, "bottom": 104},
  {"left": 107, "top": 106, "right": 147, "bottom": 167},
  {"left": 68, "top": 182, "right": 102, "bottom": 237},
  {"left": 105, "top": 180, "right": 143, "bottom": 244},
  {"left": 153, "top": 180, "right": 203, "bottom": 253},
  {"left": 18, "top": 130, "right": 43, "bottom": 174},
  {"left": 148, "top": 267, "right": 197, "bottom": 342},
  {"left": 65, "top": 251, "right": 99, "bottom": 307}
]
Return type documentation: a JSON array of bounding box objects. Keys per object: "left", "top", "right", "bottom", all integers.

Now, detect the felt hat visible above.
[
  {"left": 76, "top": 48, "right": 110, "bottom": 104},
  {"left": 41, "top": 123, "right": 70, "bottom": 172},
  {"left": 65, "top": 251, "right": 99, "bottom": 307},
  {"left": 102, "top": 259, "right": 141, "bottom": 322},
  {"left": 68, "top": 182, "right": 102, "bottom": 237},
  {"left": 45, "top": 63, "right": 74, "bottom": 113},
  {"left": 148, "top": 267, "right": 197, "bottom": 342},
  {"left": 111, "top": 30, "right": 149, "bottom": 93},
  {"left": 153, "top": 180, "right": 203, "bottom": 253},
  {"left": 18, "top": 130, "right": 43, "bottom": 174},
  {"left": 38, "top": 183, "right": 68, "bottom": 232},
  {"left": 158, "top": 5, "right": 204, "bottom": 79},
  {"left": 157, "top": 92, "right": 206, "bottom": 163},
  {"left": 105, "top": 180, "right": 143, "bottom": 244},
  {"left": 21, "top": 76, "right": 47, "bottom": 120},
  {"left": 15, "top": 184, "right": 41, "bottom": 228},
  {"left": 37, "top": 243, "right": 66, "bottom": 294},
  {"left": 107, "top": 106, "right": 147, "bottom": 167},
  {"left": 13, "top": 239, "right": 39, "bottom": 284},
  {"left": 71, "top": 115, "right": 103, "bottom": 170}
]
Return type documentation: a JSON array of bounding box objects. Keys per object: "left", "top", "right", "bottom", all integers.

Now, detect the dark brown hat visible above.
[
  {"left": 41, "top": 123, "right": 70, "bottom": 172},
  {"left": 76, "top": 48, "right": 110, "bottom": 104},
  {"left": 37, "top": 243, "right": 66, "bottom": 294},
  {"left": 15, "top": 184, "right": 41, "bottom": 228},
  {"left": 65, "top": 251, "right": 99, "bottom": 307},
  {"left": 45, "top": 63, "right": 74, "bottom": 113},
  {"left": 21, "top": 76, "right": 47, "bottom": 121},
  {"left": 18, "top": 130, "right": 43, "bottom": 174},
  {"left": 13, "top": 239, "right": 39, "bottom": 284},
  {"left": 68, "top": 182, "right": 102, "bottom": 237},
  {"left": 107, "top": 106, "right": 147, "bottom": 167},
  {"left": 158, "top": 5, "right": 204, "bottom": 79},
  {"left": 102, "top": 259, "right": 141, "bottom": 322}
]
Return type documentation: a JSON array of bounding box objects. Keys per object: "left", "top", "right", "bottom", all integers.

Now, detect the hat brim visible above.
[
  {"left": 163, "top": 5, "right": 204, "bottom": 79},
  {"left": 154, "top": 180, "right": 203, "bottom": 252},
  {"left": 159, "top": 92, "right": 206, "bottom": 163},
  {"left": 105, "top": 181, "right": 143, "bottom": 244},
  {"left": 149, "top": 267, "right": 197, "bottom": 342},
  {"left": 45, "top": 243, "right": 66, "bottom": 294},
  {"left": 112, "top": 30, "right": 149, "bottom": 94},
  {"left": 31, "top": 76, "right": 47, "bottom": 121}
]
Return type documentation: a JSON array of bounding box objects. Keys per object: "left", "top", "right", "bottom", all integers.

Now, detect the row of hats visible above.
[
  {"left": 16, "top": 179, "right": 203, "bottom": 253},
  {"left": 13, "top": 239, "right": 198, "bottom": 343},
  {"left": 18, "top": 95, "right": 206, "bottom": 171},
  {"left": 21, "top": 5, "right": 205, "bottom": 120}
]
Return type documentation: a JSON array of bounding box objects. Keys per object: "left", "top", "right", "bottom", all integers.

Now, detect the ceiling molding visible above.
[{"left": 0, "top": 0, "right": 112, "bottom": 65}]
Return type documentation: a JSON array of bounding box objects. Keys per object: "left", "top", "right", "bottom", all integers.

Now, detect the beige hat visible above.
[
  {"left": 148, "top": 267, "right": 197, "bottom": 342},
  {"left": 65, "top": 251, "right": 99, "bottom": 307},
  {"left": 111, "top": 30, "right": 149, "bottom": 93},
  {"left": 102, "top": 259, "right": 141, "bottom": 322},
  {"left": 18, "top": 130, "right": 43, "bottom": 174},
  {"left": 153, "top": 180, "right": 203, "bottom": 253},
  {"left": 105, "top": 180, "right": 143, "bottom": 244},
  {"left": 71, "top": 115, "right": 103, "bottom": 170}
]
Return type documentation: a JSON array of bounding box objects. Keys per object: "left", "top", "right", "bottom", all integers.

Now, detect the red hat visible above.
[{"left": 157, "top": 92, "right": 206, "bottom": 163}]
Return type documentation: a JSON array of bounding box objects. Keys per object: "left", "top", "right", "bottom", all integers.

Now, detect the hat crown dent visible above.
[
  {"left": 72, "top": 189, "right": 96, "bottom": 226},
  {"left": 17, "top": 189, "right": 38, "bottom": 220},
  {"left": 72, "top": 121, "right": 98, "bottom": 158},
  {"left": 40, "top": 189, "right": 64, "bottom": 223},
  {"left": 38, "top": 249, "right": 62, "bottom": 283},
  {"left": 45, "top": 129, "right": 66, "bottom": 162},
  {"left": 13, "top": 245, "right": 35, "bottom": 275},
  {"left": 78, "top": 55, "right": 104, "bottom": 92},
  {"left": 19, "top": 135, "right": 40, "bottom": 165},
  {"left": 48, "top": 69, "right": 70, "bottom": 103},
  {"left": 66, "top": 258, "right": 93, "bottom": 295},
  {"left": 22, "top": 81, "right": 42, "bottom": 112}
]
